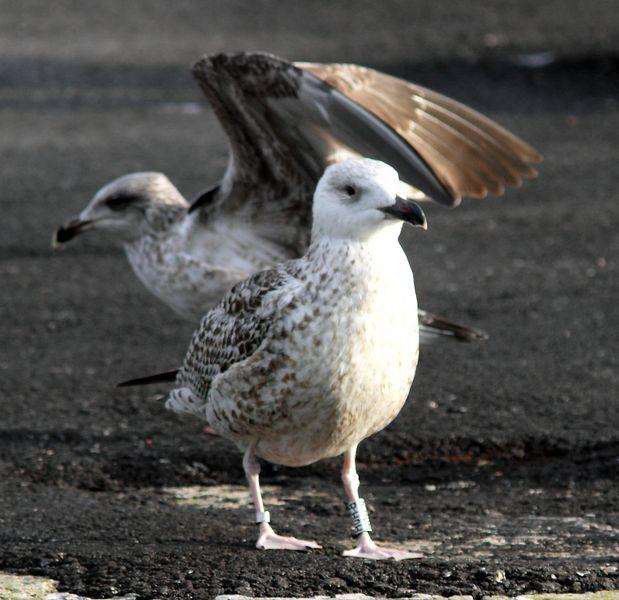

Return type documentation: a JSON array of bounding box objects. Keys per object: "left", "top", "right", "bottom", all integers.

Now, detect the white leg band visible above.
[
  {"left": 255, "top": 510, "right": 270, "bottom": 525},
  {"left": 346, "top": 498, "right": 372, "bottom": 537}
]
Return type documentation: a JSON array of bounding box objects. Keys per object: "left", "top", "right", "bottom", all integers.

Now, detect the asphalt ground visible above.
[{"left": 0, "top": 2, "right": 618, "bottom": 598}]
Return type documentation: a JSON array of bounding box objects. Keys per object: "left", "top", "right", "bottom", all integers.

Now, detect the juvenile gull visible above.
[
  {"left": 155, "top": 158, "right": 427, "bottom": 558},
  {"left": 54, "top": 52, "right": 541, "bottom": 340}
]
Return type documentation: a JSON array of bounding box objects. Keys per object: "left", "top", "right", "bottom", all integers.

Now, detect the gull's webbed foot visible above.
[
  {"left": 256, "top": 523, "right": 321, "bottom": 551},
  {"left": 343, "top": 532, "right": 423, "bottom": 560}
]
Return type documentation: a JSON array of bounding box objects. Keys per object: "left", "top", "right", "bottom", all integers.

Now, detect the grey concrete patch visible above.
[
  {"left": 0, "top": 574, "right": 137, "bottom": 600},
  {"left": 0, "top": 573, "right": 56, "bottom": 599},
  {"left": 44, "top": 595, "right": 136, "bottom": 600},
  {"left": 163, "top": 484, "right": 332, "bottom": 510}
]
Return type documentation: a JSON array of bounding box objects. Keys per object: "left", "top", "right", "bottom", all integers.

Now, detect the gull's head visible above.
[
  {"left": 53, "top": 172, "right": 187, "bottom": 246},
  {"left": 312, "top": 158, "right": 427, "bottom": 241}
]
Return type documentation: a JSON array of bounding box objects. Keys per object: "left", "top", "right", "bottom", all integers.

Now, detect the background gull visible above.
[
  {"left": 127, "top": 158, "right": 430, "bottom": 559},
  {"left": 53, "top": 51, "right": 540, "bottom": 340}
]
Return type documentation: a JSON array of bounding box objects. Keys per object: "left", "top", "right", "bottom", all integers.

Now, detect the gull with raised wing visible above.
[
  {"left": 54, "top": 52, "right": 541, "bottom": 341},
  {"left": 124, "top": 158, "right": 430, "bottom": 559}
]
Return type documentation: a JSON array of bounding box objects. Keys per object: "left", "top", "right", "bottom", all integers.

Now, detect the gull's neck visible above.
[
  {"left": 121, "top": 204, "right": 187, "bottom": 256},
  {"left": 308, "top": 224, "right": 404, "bottom": 262},
  {"left": 305, "top": 228, "right": 411, "bottom": 291},
  {"left": 299, "top": 230, "right": 417, "bottom": 331},
  {"left": 140, "top": 203, "right": 187, "bottom": 237}
]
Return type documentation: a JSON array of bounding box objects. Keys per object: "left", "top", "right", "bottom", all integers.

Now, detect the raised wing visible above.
[
  {"left": 301, "top": 62, "right": 542, "bottom": 205},
  {"left": 192, "top": 52, "right": 541, "bottom": 226},
  {"left": 191, "top": 51, "right": 455, "bottom": 228}
]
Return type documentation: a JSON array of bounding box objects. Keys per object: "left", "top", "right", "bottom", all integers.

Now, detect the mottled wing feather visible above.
[
  {"left": 191, "top": 52, "right": 454, "bottom": 218},
  {"left": 300, "top": 62, "right": 542, "bottom": 205},
  {"left": 177, "top": 268, "right": 289, "bottom": 400},
  {"left": 189, "top": 51, "right": 541, "bottom": 252},
  {"left": 191, "top": 53, "right": 316, "bottom": 254}
]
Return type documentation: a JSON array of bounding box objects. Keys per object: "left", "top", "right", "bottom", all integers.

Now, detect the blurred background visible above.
[{"left": 1, "top": 1, "right": 618, "bottom": 598}]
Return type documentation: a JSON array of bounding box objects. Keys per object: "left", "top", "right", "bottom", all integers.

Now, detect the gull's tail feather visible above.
[
  {"left": 419, "top": 310, "right": 487, "bottom": 343},
  {"left": 116, "top": 369, "right": 179, "bottom": 388},
  {"left": 116, "top": 372, "right": 207, "bottom": 419},
  {"left": 166, "top": 387, "right": 207, "bottom": 417}
]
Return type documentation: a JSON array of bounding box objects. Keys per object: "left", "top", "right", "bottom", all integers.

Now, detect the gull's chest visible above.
[
  {"left": 315, "top": 257, "right": 419, "bottom": 413},
  {"left": 317, "top": 259, "right": 417, "bottom": 371},
  {"left": 213, "top": 243, "right": 420, "bottom": 466}
]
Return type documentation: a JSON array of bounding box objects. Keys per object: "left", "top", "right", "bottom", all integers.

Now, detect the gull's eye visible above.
[
  {"left": 105, "top": 193, "right": 136, "bottom": 211},
  {"left": 344, "top": 185, "right": 356, "bottom": 197}
]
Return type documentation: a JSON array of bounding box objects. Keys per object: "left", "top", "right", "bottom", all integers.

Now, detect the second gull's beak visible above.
[{"left": 52, "top": 218, "right": 93, "bottom": 247}]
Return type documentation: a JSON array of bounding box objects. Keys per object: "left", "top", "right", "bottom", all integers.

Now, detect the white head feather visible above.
[{"left": 312, "top": 158, "right": 405, "bottom": 242}]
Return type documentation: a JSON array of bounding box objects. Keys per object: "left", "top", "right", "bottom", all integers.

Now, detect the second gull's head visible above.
[{"left": 53, "top": 172, "right": 187, "bottom": 246}]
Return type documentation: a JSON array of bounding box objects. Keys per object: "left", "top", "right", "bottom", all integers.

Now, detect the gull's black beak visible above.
[
  {"left": 52, "top": 218, "right": 93, "bottom": 247},
  {"left": 379, "top": 196, "right": 428, "bottom": 230}
]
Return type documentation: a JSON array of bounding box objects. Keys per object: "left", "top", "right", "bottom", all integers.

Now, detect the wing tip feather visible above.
[
  {"left": 193, "top": 53, "right": 543, "bottom": 205},
  {"left": 116, "top": 369, "right": 179, "bottom": 388}
]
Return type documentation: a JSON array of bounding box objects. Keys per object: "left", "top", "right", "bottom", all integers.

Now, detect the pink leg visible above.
[
  {"left": 341, "top": 445, "right": 423, "bottom": 560},
  {"left": 243, "top": 445, "right": 321, "bottom": 551}
]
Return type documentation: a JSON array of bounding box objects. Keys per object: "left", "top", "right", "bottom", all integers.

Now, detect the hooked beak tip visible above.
[
  {"left": 52, "top": 219, "right": 92, "bottom": 247},
  {"left": 52, "top": 226, "right": 74, "bottom": 248},
  {"left": 380, "top": 196, "right": 428, "bottom": 230}
]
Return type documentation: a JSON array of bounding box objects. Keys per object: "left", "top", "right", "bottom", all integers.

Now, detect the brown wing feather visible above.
[
  {"left": 178, "top": 268, "right": 289, "bottom": 400},
  {"left": 192, "top": 52, "right": 455, "bottom": 218},
  {"left": 300, "top": 62, "right": 541, "bottom": 204},
  {"left": 189, "top": 52, "right": 541, "bottom": 250},
  {"left": 191, "top": 53, "right": 322, "bottom": 255}
]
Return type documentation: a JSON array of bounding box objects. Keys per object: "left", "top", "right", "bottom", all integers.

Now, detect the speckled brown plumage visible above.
[
  {"left": 167, "top": 159, "right": 421, "bottom": 467},
  {"left": 164, "top": 159, "right": 431, "bottom": 558},
  {"left": 179, "top": 268, "right": 289, "bottom": 402}
]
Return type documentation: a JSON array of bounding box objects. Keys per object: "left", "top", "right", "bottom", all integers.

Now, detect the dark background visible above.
[{"left": 1, "top": 1, "right": 617, "bottom": 598}]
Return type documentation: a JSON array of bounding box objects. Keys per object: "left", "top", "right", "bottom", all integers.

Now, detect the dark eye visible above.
[
  {"left": 344, "top": 185, "right": 356, "bottom": 197},
  {"left": 105, "top": 193, "right": 135, "bottom": 211}
]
